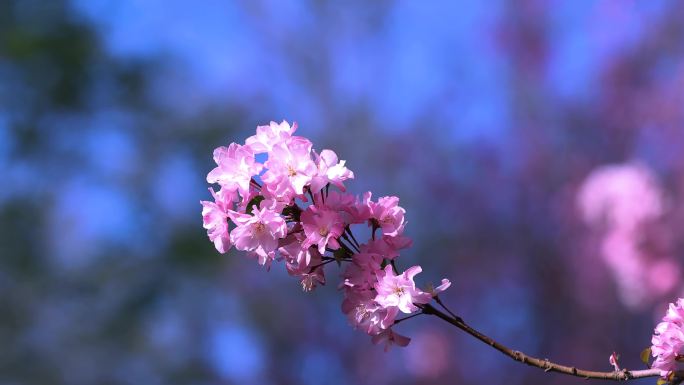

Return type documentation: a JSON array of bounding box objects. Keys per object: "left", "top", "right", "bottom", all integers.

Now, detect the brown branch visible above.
[{"left": 420, "top": 303, "right": 678, "bottom": 381}]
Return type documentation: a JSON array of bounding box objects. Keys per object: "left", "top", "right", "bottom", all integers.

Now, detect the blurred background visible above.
[{"left": 1, "top": 1, "right": 684, "bottom": 384}]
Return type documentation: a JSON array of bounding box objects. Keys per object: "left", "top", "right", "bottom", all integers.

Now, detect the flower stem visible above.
[
  {"left": 394, "top": 311, "right": 424, "bottom": 325},
  {"left": 340, "top": 233, "right": 360, "bottom": 253},
  {"left": 345, "top": 226, "right": 361, "bottom": 249}
]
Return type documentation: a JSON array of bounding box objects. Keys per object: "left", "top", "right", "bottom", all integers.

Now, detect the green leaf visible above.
[
  {"left": 282, "top": 204, "right": 301, "bottom": 222},
  {"left": 640, "top": 347, "right": 652, "bottom": 366},
  {"left": 333, "top": 249, "right": 347, "bottom": 266},
  {"left": 246, "top": 195, "right": 265, "bottom": 214}
]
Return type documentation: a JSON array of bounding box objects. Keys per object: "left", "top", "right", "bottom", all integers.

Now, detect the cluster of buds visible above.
[{"left": 201, "top": 121, "right": 450, "bottom": 349}]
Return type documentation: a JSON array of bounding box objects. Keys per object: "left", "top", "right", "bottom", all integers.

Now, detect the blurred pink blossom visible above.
[
  {"left": 577, "top": 162, "right": 679, "bottom": 308},
  {"left": 578, "top": 163, "right": 663, "bottom": 232},
  {"left": 403, "top": 330, "right": 450, "bottom": 379}
]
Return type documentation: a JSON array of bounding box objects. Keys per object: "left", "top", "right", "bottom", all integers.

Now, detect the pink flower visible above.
[
  {"left": 368, "top": 195, "right": 406, "bottom": 237},
  {"left": 280, "top": 235, "right": 326, "bottom": 291},
  {"left": 206, "top": 143, "right": 263, "bottom": 197},
  {"left": 342, "top": 252, "right": 383, "bottom": 291},
  {"left": 342, "top": 289, "right": 397, "bottom": 335},
  {"left": 200, "top": 187, "right": 236, "bottom": 254},
  {"left": 375, "top": 265, "right": 432, "bottom": 314},
  {"left": 301, "top": 205, "right": 345, "bottom": 254},
  {"left": 278, "top": 233, "right": 312, "bottom": 265},
  {"left": 262, "top": 137, "right": 317, "bottom": 196},
  {"left": 262, "top": 175, "right": 299, "bottom": 204},
  {"left": 651, "top": 298, "right": 684, "bottom": 377},
  {"left": 245, "top": 120, "right": 297, "bottom": 154},
  {"left": 664, "top": 298, "right": 684, "bottom": 323},
  {"left": 298, "top": 271, "right": 326, "bottom": 292},
  {"left": 258, "top": 190, "right": 291, "bottom": 214},
  {"left": 310, "top": 149, "right": 354, "bottom": 192},
  {"left": 325, "top": 191, "right": 371, "bottom": 224},
  {"left": 371, "top": 328, "right": 411, "bottom": 352},
  {"left": 229, "top": 206, "right": 287, "bottom": 266},
  {"left": 364, "top": 235, "right": 413, "bottom": 260}
]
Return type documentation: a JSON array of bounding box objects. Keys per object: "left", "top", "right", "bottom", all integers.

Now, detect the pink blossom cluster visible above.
[
  {"left": 201, "top": 121, "right": 450, "bottom": 349},
  {"left": 577, "top": 163, "right": 680, "bottom": 309},
  {"left": 651, "top": 298, "right": 684, "bottom": 378}
]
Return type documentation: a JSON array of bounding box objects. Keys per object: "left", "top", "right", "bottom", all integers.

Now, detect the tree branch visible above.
[{"left": 420, "top": 303, "right": 677, "bottom": 381}]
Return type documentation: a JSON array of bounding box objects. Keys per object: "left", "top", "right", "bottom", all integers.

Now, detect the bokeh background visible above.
[{"left": 2, "top": 1, "right": 684, "bottom": 384}]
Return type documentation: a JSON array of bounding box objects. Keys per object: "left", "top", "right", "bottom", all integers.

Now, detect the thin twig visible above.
[
  {"left": 394, "top": 311, "right": 424, "bottom": 325},
  {"left": 434, "top": 296, "right": 462, "bottom": 322},
  {"left": 337, "top": 239, "right": 357, "bottom": 257},
  {"left": 341, "top": 233, "right": 361, "bottom": 253},
  {"left": 307, "top": 258, "right": 336, "bottom": 274},
  {"left": 345, "top": 226, "right": 361, "bottom": 249},
  {"left": 419, "top": 303, "right": 673, "bottom": 381},
  {"left": 307, "top": 188, "right": 316, "bottom": 204},
  {"left": 390, "top": 260, "right": 399, "bottom": 275},
  {"left": 250, "top": 178, "right": 262, "bottom": 190}
]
